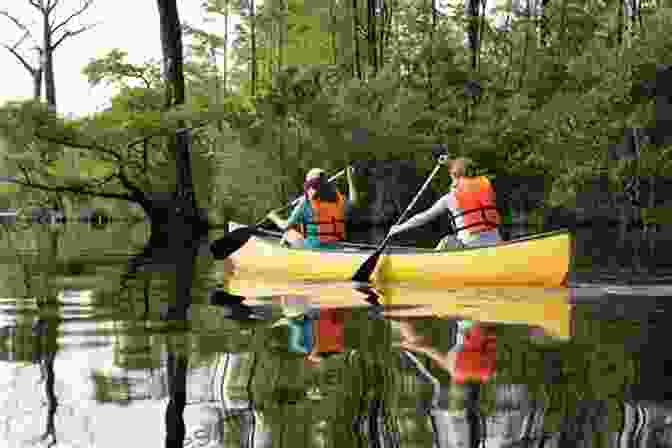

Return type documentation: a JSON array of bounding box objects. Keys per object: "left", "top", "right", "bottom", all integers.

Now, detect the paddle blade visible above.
[
  {"left": 351, "top": 249, "right": 383, "bottom": 283},
  {"left": 210, "top": 227, "right": 255, "bottom": 259}
]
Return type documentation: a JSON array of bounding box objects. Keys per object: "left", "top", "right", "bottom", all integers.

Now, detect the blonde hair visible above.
[{"left": 450, "top": 157, "right": 474, "bottom": 177}]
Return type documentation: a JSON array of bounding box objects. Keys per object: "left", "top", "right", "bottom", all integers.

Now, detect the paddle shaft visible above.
[
  {"left": 253, "top": 168, "right": 347, "bottom": 227},
  {"left": 377, "top": 161, "right": 445, "bottom": 249},
  {"left": 351, "top": 154, "right": 449, "bottom": 282}
]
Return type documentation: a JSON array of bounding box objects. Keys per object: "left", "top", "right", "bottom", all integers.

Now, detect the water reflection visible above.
[{"left": 0, "top": 230, "right": 672, "bottom": 447}]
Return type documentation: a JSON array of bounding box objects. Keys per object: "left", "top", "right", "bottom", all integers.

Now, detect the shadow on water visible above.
[{"left": 0, "top": 223, "right": 671, "bottom": 446}]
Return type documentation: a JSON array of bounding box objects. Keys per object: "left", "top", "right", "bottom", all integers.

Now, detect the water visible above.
[{"left": 1, "top": 223, "right": 671, "bottom": 447}]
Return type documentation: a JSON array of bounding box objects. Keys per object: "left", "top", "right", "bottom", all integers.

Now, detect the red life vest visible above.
[
  {"left": 454, "top": 176, "right": 501, "bottom": 234},
  {"left": 453, "top": 325, "right": 497, "bottom": 384},
  {"left": 301, "top": 192, "right": 346, "bottom": 243},
  {"left": 314, "top": 309, "right": 345, "bottom": 354}
]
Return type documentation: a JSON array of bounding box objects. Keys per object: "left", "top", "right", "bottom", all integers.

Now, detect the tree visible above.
[{"left": 0, "top": 0, "right": 96, "bottom": 111}]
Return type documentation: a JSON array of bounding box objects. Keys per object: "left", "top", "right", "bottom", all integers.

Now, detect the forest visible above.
[{"left": 0, "top": 0, "right": 671, "bottom": 242}]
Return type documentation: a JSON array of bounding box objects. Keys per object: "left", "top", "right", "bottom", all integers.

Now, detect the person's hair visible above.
[
  {"left": 451, "top": 157, "right": 475, "bottom": 177},
  {"left": 306, "top": 173, "right": 339, "bottom": 202}
]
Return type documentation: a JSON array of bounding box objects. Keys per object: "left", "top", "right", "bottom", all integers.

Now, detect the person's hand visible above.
[{"left": 388, "top": 224, "right": 405, "bottom": 236}]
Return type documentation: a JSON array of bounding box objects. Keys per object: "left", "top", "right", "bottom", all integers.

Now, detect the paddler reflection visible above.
[
  {"left": 271, "top": 295, "right": 347, "bottom": 367},
  {"left": 391, "top": 318, "right": 496, "bottom": 448}
]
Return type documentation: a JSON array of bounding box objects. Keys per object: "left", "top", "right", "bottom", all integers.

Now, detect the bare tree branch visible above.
[
  {"left": 0, "top": 10, "right": 32, "bottom": 33},
  {"left": 27, "top": 0, "right": 44, "bottom": 12},
  {"left": 46, "top": 0, "right": 61, "bottom": 14},
  {"left": 2, "top": 44, "right": 37, "bottom": 74},
  {"left": 12, "top": 30, "right": 32, "bottom": 50},
  {"left": 51, "top": 0, "right": 94, "bottom": 34},
  {"left": 51, "top": 23, "right": 97, "bottom": 49}
]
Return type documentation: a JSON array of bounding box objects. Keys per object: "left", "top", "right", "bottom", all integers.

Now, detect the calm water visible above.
[{"left": 1, "top": 223, "right": 672, "bottom": 448}]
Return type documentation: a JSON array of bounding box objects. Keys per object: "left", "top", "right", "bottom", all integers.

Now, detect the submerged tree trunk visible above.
[{"left": 164, "top": 350, "right": 189, "bottom": 448}]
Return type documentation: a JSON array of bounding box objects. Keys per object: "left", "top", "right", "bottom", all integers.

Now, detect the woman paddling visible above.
[
  {"left": 267, "top": 166, "right": 358, "bottom": 249},
  {"left": 388, "top": 157, "right": 502, "bottom": 249}
]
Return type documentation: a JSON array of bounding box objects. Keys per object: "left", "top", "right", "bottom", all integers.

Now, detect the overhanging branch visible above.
[
  {"left": 6, "top": 176, "right": 134, "bottom": 201},
  {"left": 35, "top": 132, "right": 124, "bottom": 162}
]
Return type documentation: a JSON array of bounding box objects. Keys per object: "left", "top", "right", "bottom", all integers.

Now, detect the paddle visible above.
[
  {"left": 351, "top": 153, "right": 450, "bottom": 283},
  {"left": 210, "top": 168, "right": 347, "bottom": 259}
]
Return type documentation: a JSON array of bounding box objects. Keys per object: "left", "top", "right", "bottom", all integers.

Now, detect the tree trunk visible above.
[
  {"left": 617, "top": 0, "right": 624, "bottom": 46},
  {"left": 367, "top": 0, "right": 377, "bottom": 75},
  {"left": 223, "top": 0, "right": 229, "bottom": 94},
  {"left": 33, "top": 48, "right": 43, "bottom": 101},
  {"left": 518, "top": 0, "right": 532, "bottom": 89},
  {"left": 157, "top": 0, "right": 186, "bottom": 107},
  {"left": 156, "top": 0, "right": 197, "bottom": 217},
  {"left": 330, "top": 0, "right": 338, "bottom": 65},
  {"left": 250, "top": 0, "right": 257, "bottom": 96},
  {"left": 467, "top": 0, "right": 480, "bottom": 71},
  {"left": 279, "top": 0, "right": 286, "bottom": 72},
  {"left": 164, "top": 350, "right": 189, "bottom": 448},
  {"left": 353, "top": 0, "right": 363, "bottom": 79},
  {"left": 477, "top": 0, "right": 487, "bottom": 73},
  {"left": 427, "top": 0, "right": 436, "bottom": 109},
  {"left": 539, "top": 0, "right": 551, "bottom": 46},
  {"left": 42, "top": 11, "right": 56, "bottom": 110}
]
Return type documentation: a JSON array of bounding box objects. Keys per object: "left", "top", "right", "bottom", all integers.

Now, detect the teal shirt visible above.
[
  {"left": 287, "top": 199, "right": 321, "bottom": 248},
  {"left": 286, "top": 198, "right": 345, "bottom": 249}
]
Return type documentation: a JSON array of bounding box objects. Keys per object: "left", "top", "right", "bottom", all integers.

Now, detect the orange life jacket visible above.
[
  {"left": 301, "top": 192, "right": 346, "bottom": 243},
  {"left": 453, "top": 325, "right": 497, "bottom": 384},
  {"left": 454, "top": 176, "right": 501, "bottom": 234}
]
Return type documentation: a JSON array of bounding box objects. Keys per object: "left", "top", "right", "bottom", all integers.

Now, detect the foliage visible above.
[{"left": 2, "top": 0, "right": 672, "bottom": 223}]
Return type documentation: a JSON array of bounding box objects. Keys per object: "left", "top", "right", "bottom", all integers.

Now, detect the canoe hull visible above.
[{"left": 226, "top": 223, "right": 571, "bottom": 288}]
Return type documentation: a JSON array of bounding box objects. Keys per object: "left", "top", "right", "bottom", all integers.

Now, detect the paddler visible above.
[
  {"left": 387, "top": 157, "right": 502, "bottom": 249},
  {"left": 266, "top": 166, "right": 359, "bottom": 249}
]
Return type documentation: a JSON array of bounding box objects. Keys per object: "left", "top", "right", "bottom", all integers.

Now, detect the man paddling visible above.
[
  {"left": 388, "top": 157, "right": 502, "bottom": 249},
  {"left": 267, "top": 166, "right": 359, "bottom": 249}
]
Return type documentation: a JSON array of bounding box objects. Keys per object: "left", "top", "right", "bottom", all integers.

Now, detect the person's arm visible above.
[
  {"left": 267, "top": 198, "right": 305, "bottom": 230},
  {"left": 346, "top": 165, "right": 359, "bottom": 206},
  {"left": 389, "top": 194, "right": 451, "bottom": 235}
]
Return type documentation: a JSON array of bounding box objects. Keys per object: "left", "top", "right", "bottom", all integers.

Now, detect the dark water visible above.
[{"left": 1, "top": 223, "right": 672, "bottom": 447}]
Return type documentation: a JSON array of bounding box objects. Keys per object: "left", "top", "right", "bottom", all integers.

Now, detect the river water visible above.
[{"left": 0, "top": 223, "right": 671, "bottom": 447}]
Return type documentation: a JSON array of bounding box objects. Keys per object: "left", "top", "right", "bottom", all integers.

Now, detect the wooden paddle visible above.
[
  {"left": 210, "top": 168, "right": 347, "bottom": 259},
  {"left": 351, "top": 154, "right": 450, "bottom": 283}
]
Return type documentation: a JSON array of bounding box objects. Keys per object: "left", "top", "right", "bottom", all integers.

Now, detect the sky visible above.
[{"left": 0, "top": 0, "right": 231, "bottom": 118}]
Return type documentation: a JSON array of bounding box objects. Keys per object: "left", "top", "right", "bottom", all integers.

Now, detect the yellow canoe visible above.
[{"left": 227, "top": 222, "right": 571, "bottom": 288}]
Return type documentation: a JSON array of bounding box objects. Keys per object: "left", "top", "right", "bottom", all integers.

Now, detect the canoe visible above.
[{"left": 226, "top": 222, "right": 572, "bottom": 288}]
